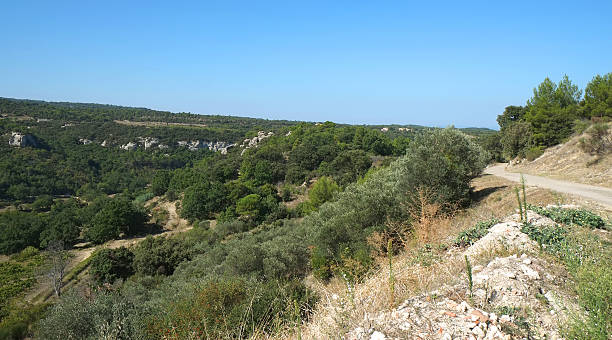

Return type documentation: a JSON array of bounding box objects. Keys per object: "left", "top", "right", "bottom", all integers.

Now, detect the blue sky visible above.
[{"left": 1, "top": 1, "right": 611, "bottom": 128}]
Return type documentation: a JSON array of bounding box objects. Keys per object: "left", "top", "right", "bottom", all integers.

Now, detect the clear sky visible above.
[{"left": 1, "top": 1, "right": 611, "bottom": 128}]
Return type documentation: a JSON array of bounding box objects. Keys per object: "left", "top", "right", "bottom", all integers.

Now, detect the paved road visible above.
[{"left": 484, "top": 163, "right": 612, "bottom": 209}]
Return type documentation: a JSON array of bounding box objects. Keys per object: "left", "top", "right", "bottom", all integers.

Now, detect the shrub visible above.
[
  {"left": 214, "top": 220, "right": 249, "bottom": 239},
  {"left": 132, "top": 236, "right": 192, "bottom": 276},
  {"left": 529, "top": 205, "right": 606, "bottom": 229},
  {"left": 151, "top": 170, "right": 172, "bottom": 196},
  {"left": 86, "top": 197, "right": 147, "bottom": 244},
  {"left": 309, "top": 176, "right": 340, "bottom": 208},
  {"left": 520, "top": 223, "right": 568, "bottom": 253},
  {"left": 35, "top": 290, "right": 141, "bottom": 340},
  {"left": 579, "top": 123, "right": 611, "bottom": 156},
  {"left": 146, "top": 278, "right": 316, "bottom": 339},
  {"left": 181, "top": 181, "right": 227, "bottom": 221},
  {"left": 454, "top": 218, "right": 499, "bottom": 247},
  {"left": 525, "top": 146, "right": 544, "bottom": 161},
  {"left": 89, "top": 247, "right": 134, "bottom": 285},
  {"left": 308, "top": 128, "right": 489, "bottom": 280},
  {"left": 133, "top": 191, "right": 154, "bottom": 205}
]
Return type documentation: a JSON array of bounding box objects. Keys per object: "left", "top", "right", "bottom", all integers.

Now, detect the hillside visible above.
[
  {"left": 1, "top": 98, "right": 608, "bottom": 340},
  {"left": 285, "top": 175, "right": 612, "bottom": 340},
  {"left": 506, "top": 127, "right": 612, "bottom": 188}
]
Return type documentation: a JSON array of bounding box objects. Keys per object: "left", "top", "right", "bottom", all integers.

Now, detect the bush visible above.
[
  {"left": 132, "top": 236, "right": 192, "bottom": 276},
  {"left": 35, "top": 290, "right": 141, "bottom": 340},
  {"left": 151, "top": 170, "right": 172, "bottom": 196},
  {"left": 529, "top": 206, "right": 606, "bottom": 229},
  {"left": 146, "top": 278, "right": 315, "bottom": 340},
  {"left": 86, "top": 197, "right": 147, "bottom": 244},
  {"left": 309, "top": 176, "right": 340, "bottom": 208},
  {"left": 525, "top": 146, "right": 544, "bottom": 161},
  {"left": 133, "top": 191, "right": 154, "bottom": 206},
  {"left": 308, "top": 128, "right": 489, "bottom": 279},
  {"left": 454, "top": 218, "right": 499, "bottom": 247},
  {"left": 579, "top": 123, "right": 611, "bottom": 156},
  {"left": 89, "top": 247, "right": 134, "bottom": 285},
  {"left": 181, "top": 181, "right": 227, "bottom": 221}
]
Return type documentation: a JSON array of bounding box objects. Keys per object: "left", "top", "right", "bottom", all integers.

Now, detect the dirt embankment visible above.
[{"left": 506, "top": 128, "right": 612, "bottom": 188}]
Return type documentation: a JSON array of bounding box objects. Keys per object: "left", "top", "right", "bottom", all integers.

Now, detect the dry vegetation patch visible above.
[{"left": 271, "top": 175, "right": 608, "bottom": 340}]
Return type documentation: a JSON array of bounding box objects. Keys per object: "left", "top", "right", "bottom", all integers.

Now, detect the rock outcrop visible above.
[
  {"left": 120, "top": 142, "right": 137, "bottom": 151},
  {"left": 9, "top": 132, "right": 39, "bottom": 147},
  {"left": 346, "top": 211, "right": 573, "bottom": 340},
  {"left": 240, "top": 131, "right": 274, "bottom": 155},
  {"left": 176, "top": 140, "right": 235, "bottom": 154}
]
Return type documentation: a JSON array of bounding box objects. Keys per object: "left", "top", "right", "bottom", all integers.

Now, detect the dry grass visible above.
[
  {"left": 507, "top": 127, "right": 612, "bottom": 188},
  {"left": 267, "top": 173, "right": 609, "bottom": 340}
]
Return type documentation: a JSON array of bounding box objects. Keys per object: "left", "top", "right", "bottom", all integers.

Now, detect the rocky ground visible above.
[{"left": 344, "top": 211, "right": 577, "bottom": 340}]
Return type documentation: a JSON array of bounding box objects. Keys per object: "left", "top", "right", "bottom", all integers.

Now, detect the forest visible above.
[{"left": 0, "top": 71, "right": 609, "bottom": 339}]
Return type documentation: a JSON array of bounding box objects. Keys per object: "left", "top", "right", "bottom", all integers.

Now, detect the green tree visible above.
[
  {"left": 132, "top": 236, "right": 191, "bottom": 276},
  {"left": 89, "top": 247, "right": 134, "bottom": 284},
  {"left": 582, "top": 73, "right": 612, "bottom": 118},
  {"left": 86, "top": 197, "right": 146, "bottom": 244},
  {"left": 181, "top": 181, "right": 227, "bottom": 221},
  {"left": 151, "top": 170, "right": 172, "bottom": 196},
  {"left": 525, "top": 75, "right": 581, "bottom": 146},
  {"left": 235, "top": 194, "right": 263, "bottom": 220},
  {"left": 496, "top": 106, "right": 526, "bottom": 130},
  {"left": 309, "top": 177, "right": 340, "bottom": 207},
  {"left": 500, "top": 121, "right": 533, "bottom": 159}
]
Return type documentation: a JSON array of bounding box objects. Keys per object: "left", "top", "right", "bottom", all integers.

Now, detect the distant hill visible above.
[{"left": 0, "top": 97, "right": 492, "bottom": 137}]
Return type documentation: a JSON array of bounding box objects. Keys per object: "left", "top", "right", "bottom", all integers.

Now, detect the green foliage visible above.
[
  {"left": 295, "top": 200, "right": 316, "bottom": 217},
  {"left": 133, "top": 191, "right": 154, "bottom": 206},
  {"left": 521, "top": 206, "right": 611, "bottom": 339},
  {"left": 320, "top": 150, "right": 372, "bottom": 186},
  {"left": 151, "top": 170, "right": 172, "bottom": 196},
  {"left": 132, "top": 236, "right": 192, "bottom": 276},
  {"left": 565, "top": 264, "right": 612, "bottom": 339},
  {"left": 0, "top": 251, "right": 43, "bottom": 323},
  {"left": 499, "top": 121, "right": 533, "bottom": 159},
  {"left": 31, "top": 195, "right": 54, "bottom": 212},
  {"left": 525, "top": 146, "right": 544, "bottom": 161},
  {"left": 308, "top": 177, "right": 340, "bottom": 208},
  {"left": 35, "top": 290, "right": 144, "bottom": 340},
  {"left": 39, "top": 199, "right": 85, "bottom": 249},
  {"left": 581, "top": 73, "right": 612, "bottom": 118},
  {"left": 476, "top": 132, "right": 504, "bottom": 162},
  {"left": 89, "top": 247, "right": 135, "bottom": 285},
  {"left": 524, "top": 75, "right": 581, "bottom": 147},
  {"left": 235, "top": 194, "right": 264, "bottom": 222},
  {"left": 0, "top": 303, "right": 48, "bottom": 340},
  {"left": 180, "top": 181, "right": 227, "bottom": 221},
  {"left": 86, "top": 197, "right": 147, "bottom": 244},
  {"left": 453, "top": 218, "right": 499, "bottom": 247},
  {"left": 520, "top": 223, "right": 569, "bottom": 253},
  {"left": 145, "top": 278, "right": 316, "bottom": 340},
  {"left": 0, "top": 262, "right": 37, "bottom": 320},
  {"left": 497, "top": 105, "right": 527, "bottom": 130},
  {"left": 308, "top": 128, "right": 488, "bottom": 279},
  {"left": 0, "top": 211, "right": 45, "bottom": 255},
  {"left": 465, "top": 255, "right": 473, "bottom": 298},
  {"left": 529, "top": 205, "right": 606, "bottom": 229}
]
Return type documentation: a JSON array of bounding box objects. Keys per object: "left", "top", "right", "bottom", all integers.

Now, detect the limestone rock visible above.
[{"left": 9, "top": 132, "right": 39, "bottom": 147}]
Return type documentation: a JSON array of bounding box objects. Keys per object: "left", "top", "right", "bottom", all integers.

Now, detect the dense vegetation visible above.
[
  {"left": 489, "top": 73, "right": 612, "bottom": 160},
  {"left": 18, "top": 126, "right": 488, "bottom": 339}
]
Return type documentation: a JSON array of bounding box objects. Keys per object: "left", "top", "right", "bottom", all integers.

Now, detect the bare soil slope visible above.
[{"left": 507, "top": 128, "right": 612, "bottom": 188}]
